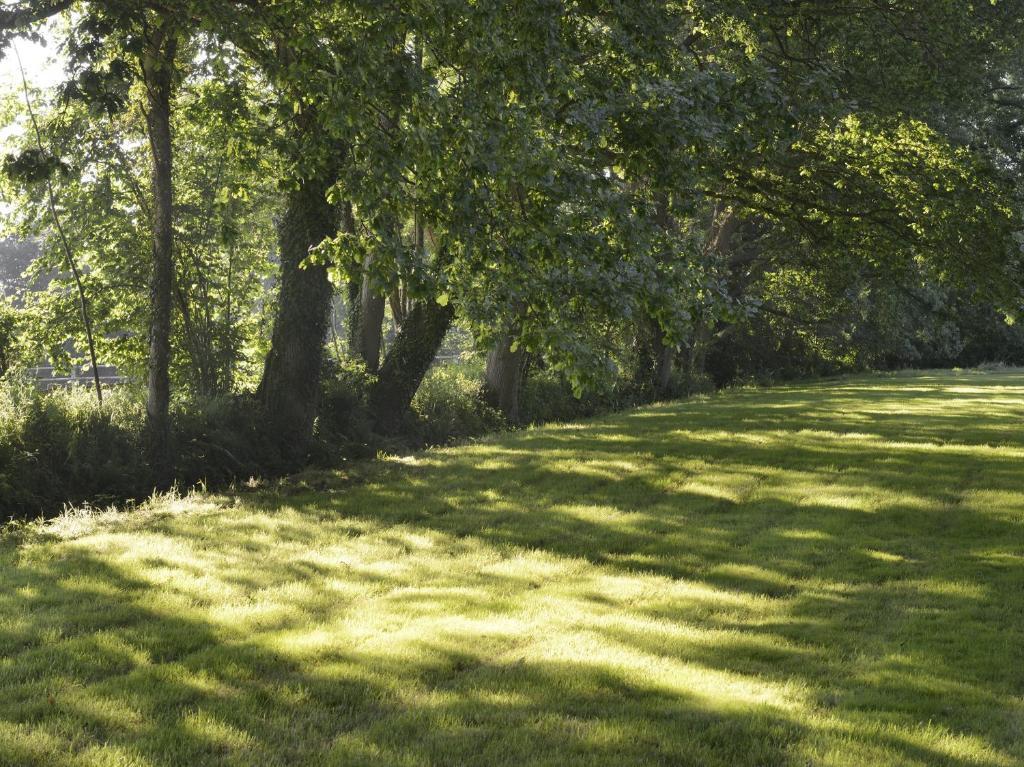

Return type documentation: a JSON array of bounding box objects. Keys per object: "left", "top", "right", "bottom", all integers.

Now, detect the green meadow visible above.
[{"left": 1, "top": 370, "right": 1022, "bottom": 767}]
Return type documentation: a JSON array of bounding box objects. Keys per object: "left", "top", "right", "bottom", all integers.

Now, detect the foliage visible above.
[
  {"left": 0, "top": 382, "right": 146, "bottom": 517},
  {"left": 518, "top": 367, "right": 629, "bottom": 426},
  {"left": 1, "top": 42, "right": 279, "bottom": 395},
  {"left": 315, "top": 356, "right": 377, "bottom": 463},
  {"left": 1, "top": 0, "right": 1024, "bottom": 512},
  {"left": 410, "top": 361, "right": 504, "bottom": 446},
  {"left": 0, "top": 383, "right": 278, "bottom": 518},
  {"left": 0, "top": 300, "right": 20, "bottom": 376},
  {"left": 732, "top": 115, "right": 1017, "bottom": 292}
]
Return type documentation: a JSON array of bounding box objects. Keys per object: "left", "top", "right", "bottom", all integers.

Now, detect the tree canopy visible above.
[{"left": 1, "top": 0, "right": 1022, "bottom": 505}]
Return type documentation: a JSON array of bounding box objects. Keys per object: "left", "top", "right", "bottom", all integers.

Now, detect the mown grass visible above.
[{"left": 1, "top": 370, "right": 1023, "bottom": 766}]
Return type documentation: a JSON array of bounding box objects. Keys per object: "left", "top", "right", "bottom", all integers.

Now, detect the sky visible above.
[
  {"left": 0, "top": 24, "right": 65, "bottom": 154},
  {"left": 0, "top": 28, "right": 65, "bottom": 217},
  {"left": 0, "top": 26, "right": 65, "bottom": 92}
]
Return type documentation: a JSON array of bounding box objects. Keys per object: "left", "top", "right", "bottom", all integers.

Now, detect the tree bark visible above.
[
  {"left": 633, "top": 318, "right": 675, "bottom": 401},
  {"left": 0, "top": 0, "right": 73, "bottom": 33},
  {"left": 259, "top": 173, "right": 340, "bottom": 466},
  {"left": 341, "top": 203, "right": 364, "bottom": 359},
  {"left": 685, "top": 323, "right": 713, "bottom": 394},
  {"left": 389, "top": 283, "right": 412, "bottom": 328},
  {"left": 694, "top": 204, "right": 746, "bottom": 389},
  {"left": 141, "top": 21, "right": 178, "bottom": 485},
  {"left": 346, "top": 279, "right": 362, "bottom": 358},
  {"left": 358, "top": 252, "right": 386, "bottom": 372},
  {"left": 369, "top": 299, "right": 454, "bottom": 433},
  {"left": 485, "top": 334, "right": 525, "bottom": 422},
  {"left": 632, "top": 192, "right": 680, "bottom": 401},
  {"left": 652, "top": 325, "right": 674, "bottom": 398},
  {"left": 708, "top": 205, "right": 739, "bottom": 259}
]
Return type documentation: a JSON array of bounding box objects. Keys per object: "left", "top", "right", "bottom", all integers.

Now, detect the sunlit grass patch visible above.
[{"left": 1, "top": 370, "right": 1023, "bottom": 766}]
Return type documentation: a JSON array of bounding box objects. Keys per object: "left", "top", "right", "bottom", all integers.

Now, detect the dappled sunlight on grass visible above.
[{"left": 1, "top": 371, "right": 1023, "bottom": 765}]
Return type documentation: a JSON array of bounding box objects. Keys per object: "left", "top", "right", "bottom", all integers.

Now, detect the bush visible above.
[
  {"left": 174, "top": 394, "right": 279, "bottom": 487},
  {"left": 0, "top": 303, "right": 19, "bottom": 377},
  {"left": 411, "top": 362, "right": 504, "bottom": 445},
  {"left": 0, "top": 356, "right": 693, "bottom": 520},
  {"left": 0, "top": 384, "right": 286, "bottom": 520},
  {"left": 0, "top": 359, "right": 510, "bottom": 519},
  {"left": 519, "top": 368, "right": 626, "bottom": 425},
  {"left": 0, "top": 383, "right": 147, "bottom": 519},
  {"left": 315, "top": 357, "right": 377, "bottom": 462}
]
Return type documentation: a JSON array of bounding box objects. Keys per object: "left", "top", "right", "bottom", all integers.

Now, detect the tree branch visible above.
[{"left": 0, "top": 0, "right": 73, "bottom": 33}]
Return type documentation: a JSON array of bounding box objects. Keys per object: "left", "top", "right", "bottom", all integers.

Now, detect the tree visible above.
[{"left": 139, "top": 9, "right": 178, "bottom": 481}]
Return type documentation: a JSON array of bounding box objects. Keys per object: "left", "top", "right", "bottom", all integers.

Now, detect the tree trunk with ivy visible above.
[
  {"left": 369, "top": 299, "right": 454, "bottom": 433},
  {"left": 141, "top": 20, "right": 178, "bottom": 486},
  {"left": 259, "top": 173, "right": 339, "bottom": 465},
  {"left": 357, "top": 252, "right": 386, "bottom": 372},
  {"left": 632, "top": 318, "right": 675, "bottom": 401},
  {"left": 485, "top": 334, "right": 525, "bottom": 422}
]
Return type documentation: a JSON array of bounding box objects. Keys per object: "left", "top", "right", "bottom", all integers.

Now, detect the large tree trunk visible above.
[
  {"left": 485, "top": 334, "right": 525, "bottom": 423},
  {"left": 632, "top": 192, "right": 680, "bottom": 402},
  {"left": 369, "top": 299, "right": 454, "bottom": 433},
  {"left": 698, "top": 204, "right": 751, "bottom": 389},
  {"left": 346, "top": 279, "right": 362, "bottom": 358},
  {"left": 141, "top": 22, "right": 178, "bottom": 486},
  {"left": 708, "top": 204, "right": 739, "bottom": 258},
  {"left": 633, "top": 318, "right": 675, "bottom": 401},
  {"left": 342, "top": 203, "right": 364, "bottom": 359},
  {"left": 259, "top": 173, "right": 340, "bottom": 466},
  {"left": 355, "top": 214, "right": 399, "bottom": 372},
  {"left": 652, "top": 325, "right": 674, "bottom": 398},
  {"left": 685, "top": 323, "right": 713, "bottom": 393},
  {"left": 389, "top": 283, "right": 412, "bottom": 328},
  {"left": 358, "top": 253, "right": 386, "bottom": 372}
]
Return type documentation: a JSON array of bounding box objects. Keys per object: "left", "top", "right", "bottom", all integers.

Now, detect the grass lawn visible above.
[{"left": 1, "top": 370, "right": 1023, "bottom": 766}]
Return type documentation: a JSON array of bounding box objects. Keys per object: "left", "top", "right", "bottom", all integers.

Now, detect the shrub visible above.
[
  {"left": 174, "top": 394, "right": 277, "bottom": 487},
  {"left": 0, "top": 356, "right": 691, "bottom": 521},
  {"left": 0, "top": 302, "right": 20, "bottom": 377},
  {"left": 0, "top": 384, "right": 285, "bottom": 520},
  {"left": 0, "top": 384, "right": 146, "bottom": 519},
  {"left": 315, "top": 357, "right": 377, "bottom": 462},
  {"left": 973, "top": 361, "right": 1014, "bottom": 372},
  {"left": 411, "top": 362, "right": 504, "bottom": 445},
  {"left": 518, "top": 368, "right": 628, "bottom": 425}
]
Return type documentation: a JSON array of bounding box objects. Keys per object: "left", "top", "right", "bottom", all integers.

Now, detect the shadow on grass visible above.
[
  {"left": 0, "top": 537, "right": 811, "bottom": 766},
  {"left": 1, "top": 371, "right": 1022, "bottom": 765}
]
